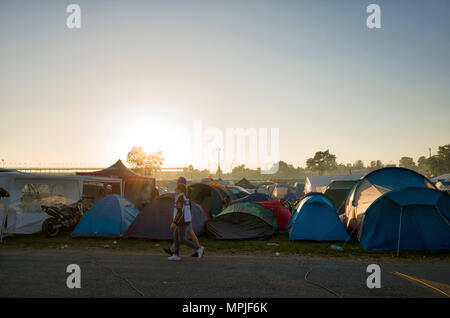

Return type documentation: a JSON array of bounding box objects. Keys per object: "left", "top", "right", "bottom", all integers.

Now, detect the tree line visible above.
[{"left": 126, "top": 144, "right": 450, "bottom": 181}]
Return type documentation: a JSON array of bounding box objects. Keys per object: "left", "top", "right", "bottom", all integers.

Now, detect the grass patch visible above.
[{"left": 1, "top": 231, "right": 449, "bottom": 261}]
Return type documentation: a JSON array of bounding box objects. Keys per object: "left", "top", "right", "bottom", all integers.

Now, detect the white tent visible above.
[
  {"left": 436, "top": 181, "right": 450, "bottom": 192},
  {"left": 0, "top": 171, "right": 122, "bottom": 242},
  {"left": 304, "top": 174, "right": 364, "bottom": 194},
  {"left": 432, "top": 174, "right": 450, "bottom": 182}
]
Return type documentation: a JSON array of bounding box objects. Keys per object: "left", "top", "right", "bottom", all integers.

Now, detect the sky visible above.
[{"left": 0, "top": 0, "right": 449, "bottom": 172}]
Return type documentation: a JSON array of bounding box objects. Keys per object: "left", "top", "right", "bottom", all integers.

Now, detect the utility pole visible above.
[
  {"left": 216, "top": 147, "right": 221, "bottom": 172},
  {"left": 429, "top": 148, "right": 431, "bottom": 158}
]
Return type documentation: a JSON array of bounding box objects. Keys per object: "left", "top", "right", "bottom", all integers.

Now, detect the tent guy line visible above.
[
  {"left": 299, "top": 261, "right": 342, "bottom": 298},
  {"left": 392, "top": 272, "right": 450, "bottom": 298}
]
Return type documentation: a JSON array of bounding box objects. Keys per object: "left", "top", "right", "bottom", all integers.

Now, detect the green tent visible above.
[
  {"left": 206, "top": 202, "right": 277, "bottom": 240},
  {"left": 323, "top": 180, "right": 358, "bottom": 213}
]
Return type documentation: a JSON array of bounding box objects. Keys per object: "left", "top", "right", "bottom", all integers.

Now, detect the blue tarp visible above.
[
  {"left": 231, "top": 192, "right": 271, "bottom": 204},
  {"left": 72, "top": 195, "right": 139, "bottom": 237},
  {"left": 288, "top": 194, "right": 349, "bottom": 241},
  {"left": 360, "top": 187, "right": 450, "bottom": 250}
]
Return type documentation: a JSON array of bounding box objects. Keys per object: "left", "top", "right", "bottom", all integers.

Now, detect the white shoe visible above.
[
  {"left": 168, "top": 255, "right": 181, "bottom": 261},
  {"left": 197, "top": 246, "right": 204, "bottom": 259}
]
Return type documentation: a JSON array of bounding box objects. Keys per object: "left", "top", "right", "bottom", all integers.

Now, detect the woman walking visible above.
[
  {"left": 164, "top": 177, "right": 204, "bottom": 258},
  {"left": 168, "top": 183, "right": 204, "bottom": 261}
]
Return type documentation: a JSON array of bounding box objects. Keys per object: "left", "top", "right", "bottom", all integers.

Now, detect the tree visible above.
[
  {"left": 230, "top": 165, "right": 247, "bottom": 179},
  {"left": 126, "top": 146, "right": 164, "bottom": 176},
  {"left": 423, "top": 156, "right": 439, "bottom": 176},
  {"left": 352, "top": 160, "right": 365, "bottom": 170},
  {"left": 399, "top": 157, "right": 417, "bottom": 170},
  {"left": 417, "top": 156, "right": 427, "bottom": 171},
  {"left": 422, "top": 144, "right": 450, "bottom": 176},
  {"left": 306, "top": 150, "right": 338, "bottom": 175},
  {"left": 183, "top": 165, "right": 196, "bottom": 180},
  {"left": 436, "top": 144, "right": 450, "bottom": 173},
  {"left": 274, "top": 161, "right": 298, "bottom": 179},
  {"left": 368, "top": 160, "right": 384, "bottom": 171}
]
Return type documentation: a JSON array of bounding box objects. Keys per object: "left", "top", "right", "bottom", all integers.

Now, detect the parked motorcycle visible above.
[
  {"left": 41, "top": 200, "right": 85, "bottom": 238},
  {"left": 0, "top": 187, "right": 9, "bottom": 198}
]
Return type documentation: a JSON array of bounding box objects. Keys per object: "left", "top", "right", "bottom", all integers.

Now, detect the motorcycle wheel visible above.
[{"left": 42, "top": 218, "right": 60, "bottom": 238}]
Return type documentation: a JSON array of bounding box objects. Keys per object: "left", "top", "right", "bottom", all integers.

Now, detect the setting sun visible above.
[{"left": 114, "top": 115, "right": 190, "bottom": 167}]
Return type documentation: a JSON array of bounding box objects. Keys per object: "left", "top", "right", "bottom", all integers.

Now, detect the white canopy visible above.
[
  {"left": 432, "top": 173, "right": 450, "bottom": 182},
  {"left": 0, "top": 171, "right": 122, "bottom": 241},
  {"left": 304, "top": 174, "right": 364, "bottom": 194}
]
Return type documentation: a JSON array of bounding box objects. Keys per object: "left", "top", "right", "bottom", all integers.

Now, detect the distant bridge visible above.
[{"left": 10, "top": 167, "right": 186, "bottom": 174}]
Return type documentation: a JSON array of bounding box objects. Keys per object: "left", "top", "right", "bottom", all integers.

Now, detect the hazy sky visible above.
[{"left": 0, "top": 0, "right": 449, "bottom": 171}]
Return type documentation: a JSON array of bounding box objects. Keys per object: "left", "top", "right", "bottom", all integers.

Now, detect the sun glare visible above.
[{"left": 114, "top": 116, "right": 189, "bottom": 167}]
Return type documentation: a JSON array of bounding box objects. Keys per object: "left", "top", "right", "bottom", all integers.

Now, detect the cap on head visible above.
[{"left": 177, "top": 176, "right": 187, "bottom": 185}]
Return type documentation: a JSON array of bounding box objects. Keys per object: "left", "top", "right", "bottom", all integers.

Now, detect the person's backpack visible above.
[{"left": 174, "top": 195, "right": 191, "bottom": 226}]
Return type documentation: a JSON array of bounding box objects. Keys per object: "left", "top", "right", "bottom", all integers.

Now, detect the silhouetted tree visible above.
[
  {"left": 422, "top": 144, "right": 450, "bottom": 176},
  {"left": 368, "top": 160, "right": 384, "bottom": 171},
  {"left": 306, "top": 150, "right": 338, "bottom": 175},
  {"left": 352, "top": 160, "right": 365, "bottom": 170},
  {"left": 417, "top": 156, "right": 427, "bottom": 170},
  {"left": 399, "top": 156, "right": 417, "bottom": 170},
  {"left": 126, "top": 146, "right": 164, "bottom": 176}
]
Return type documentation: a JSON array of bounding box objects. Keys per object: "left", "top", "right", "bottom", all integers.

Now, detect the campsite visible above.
[{"left": 2, "top": 166, "right": 449, "bottom": 252}]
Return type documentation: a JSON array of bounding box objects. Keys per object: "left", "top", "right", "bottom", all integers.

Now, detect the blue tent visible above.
[
  {"left": 231, "top": 192, "right": 271, "bottom": 204},
  {"left": 351, "top": 167, "right": 435, "bottom": 196},
  {"left": 360, "top": 187, "right": 450, "bottom": 250},
  {"left": 288, "top": 193, "right": 349, "bottom": 241},
  {"left": 72, "top": 195, "right": 139, "bottom": 237},
  {"left": 344, "top": 167, "right": 437, "bottom": 237}
]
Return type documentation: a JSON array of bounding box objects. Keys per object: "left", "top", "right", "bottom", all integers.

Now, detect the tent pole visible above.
[
  {"left": 0, "top": 200, "right": 9, "bottom": 243},
  {"left": 397, "top": 207, "right": 403, "bottom": 257},
  {"left": 434, "top": 206, "right": 450, "bottom": 227},
  {"left": 342, "top": 226, "right": 357, "bottom": 248}
]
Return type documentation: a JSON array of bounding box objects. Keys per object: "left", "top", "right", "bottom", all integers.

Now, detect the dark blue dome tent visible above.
[
  {"left": 124, "top": 194, "right": 209, "bottom": 240},
  {"left": 231, "top": 192, "right": 271, "bottom": 204},
  {"left": 359, "top": 187, "right": 450, "bottom": 250},
  {"left": 342, "top": 167, "right": 449, "bottom": 250}
]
